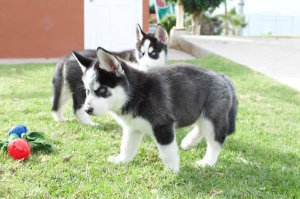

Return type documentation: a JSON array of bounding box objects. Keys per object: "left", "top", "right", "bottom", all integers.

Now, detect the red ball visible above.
[{"left": 7, "top": 138, "right": 31, "bottom": 160}]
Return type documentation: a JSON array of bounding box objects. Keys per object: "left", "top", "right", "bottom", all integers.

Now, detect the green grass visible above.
[{"left": 0, "top": 56, "right": 299, "bottom": 198}]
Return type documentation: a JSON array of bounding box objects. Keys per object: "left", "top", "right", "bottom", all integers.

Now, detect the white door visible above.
[{"left": 84, "top": 0, "right": 143, "bottom": 51}]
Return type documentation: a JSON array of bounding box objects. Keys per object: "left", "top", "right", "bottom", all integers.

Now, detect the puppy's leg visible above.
[
  {"left": 154, "top": 125, "right": 180, "bottom": 173},
  {"left": 108, "top": 128, "right": 144, "bottom": 163},
  {"left": 51, "top": 84, "right": 71, "bottom": 122},
  {"left": 181, "top": 123, "right": 203, "bottom": 150},
  {"left": 196, "top": 115, "right": 223, "bottom": 166},
  {"left": 74, "top": 107, "right": 99, "bottom": 126},
  {"left": 72, "top": 90, "right": 98, "bottom": 126}
]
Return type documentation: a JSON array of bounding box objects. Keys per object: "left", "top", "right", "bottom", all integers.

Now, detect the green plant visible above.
[
  {"left": 160, "top": 14, "right": 177, "bottom": 34},
  {"left": 166, "top": 0, "right": 223, "bottom": 34},
  {"left": 218, "top": 7, "right": 247, "bottom": 35}
]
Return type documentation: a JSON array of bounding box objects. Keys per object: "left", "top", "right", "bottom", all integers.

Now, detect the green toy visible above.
[{"left": 0, "top": 125, "right": 53, "bottom": 153}]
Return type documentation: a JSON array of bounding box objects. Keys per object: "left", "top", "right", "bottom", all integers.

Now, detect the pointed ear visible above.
[
  {"left": 136, "top": 23, "right": 145, "bottom": 41},
  {"left": 72, "top": 51, "right": 93, "bottom": 73},
  {"left": 96, "top": 47, "right": 123, "bottom": 76},
  {"left": 155, "top": 24, "right": 168, "bottom": 45}
]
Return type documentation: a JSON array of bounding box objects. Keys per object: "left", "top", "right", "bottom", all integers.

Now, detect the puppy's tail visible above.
[
  {"left": 51, "top": 60, "right": 64, "bottom": 111},
  {"left": 228, "top": 87, "right": 238, "bottom": 134}
]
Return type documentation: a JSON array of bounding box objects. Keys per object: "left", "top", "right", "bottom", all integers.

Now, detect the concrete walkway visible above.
[
  {"left": 0, "top": 58, "right": 58, "bottom": 65},
  {"left": 179, "top": 35, "right": 300, "bottom": 92},
  {"left": 168, "top": 48, "right": 195, "bottom": 60}
]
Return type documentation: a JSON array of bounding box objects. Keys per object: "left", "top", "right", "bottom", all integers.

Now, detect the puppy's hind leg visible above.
[
  {"left": 181, "top": 123, "right": 203, "bottom": 150},
  {"left": 196, "top": 115, "right": 223, "bottom": 167},
  {"left": 51, "top": 83, "right": 71, "bottom": 122}
]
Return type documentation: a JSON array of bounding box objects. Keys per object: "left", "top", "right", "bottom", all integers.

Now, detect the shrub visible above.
[{"left": 160, "top": 14, "right": 176, "bottom": 34}]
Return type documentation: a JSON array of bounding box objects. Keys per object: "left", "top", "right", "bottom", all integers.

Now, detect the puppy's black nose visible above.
[{"left": 85, "top": 108, "right": 93, "bottom": 115}]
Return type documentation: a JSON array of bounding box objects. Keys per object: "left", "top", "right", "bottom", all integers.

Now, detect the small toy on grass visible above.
[
  {"left": 8, "top": 124, "right": 28, "bottom": 137},
  {"left": 8, "top": 138, "right": 31, "bottom": 160},
  {"left": 0, "top": 124, "right": 53, "bottom": 160}
]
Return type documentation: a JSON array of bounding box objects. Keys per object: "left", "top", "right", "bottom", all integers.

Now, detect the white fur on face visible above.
[
  {"left": 136, "top": 39, "right": 167, "bottom": 71},
  {"left": 84, "top": 85, "right": 128, "bottom": 116},
  {"left": 82, "top": 68, "right": 128, "bottom": 116}
]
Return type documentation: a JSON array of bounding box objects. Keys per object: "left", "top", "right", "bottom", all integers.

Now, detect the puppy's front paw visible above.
[
  {"left": 108, "top": 155, "right": 126, "bottom": 164},
  {"left": 180, "top": 139, "right": 193, "bottom": 150},
  {"left": 196, "top": 158, "right": 216, "bottom": 167},
  {"left": 89, "top": 122, "right": 100, "bottom": 126},
  {"left": 168, "top": 165, "right": 180, "bottom": 173}
]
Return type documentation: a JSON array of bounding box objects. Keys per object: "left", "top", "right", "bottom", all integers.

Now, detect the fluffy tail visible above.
[
  {"left": 228, "top": 90, "right": 238, "bottom": 134},
  {"left": 51, "top": 60, "right": 64, "bottom": 111}
]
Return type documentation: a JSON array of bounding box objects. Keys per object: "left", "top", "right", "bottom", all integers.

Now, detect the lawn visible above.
[{"left": 0, "top": 56, "right": 299, "bottom": 198}]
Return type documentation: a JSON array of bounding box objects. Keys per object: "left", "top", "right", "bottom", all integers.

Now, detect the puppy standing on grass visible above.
[
  {"left": 51, "top": 24, "right": 168, "bottom": 125},
  {"left": 73, "top": 47, "right": 238, "bottom": 172}
]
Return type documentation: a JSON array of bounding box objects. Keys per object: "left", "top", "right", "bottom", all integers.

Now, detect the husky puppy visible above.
[
  {"left": 72, "top": 47, "right": 238, "bottom": 172},
  {"left": 51, "top": 24, "right": 168, "bottom": 125}
]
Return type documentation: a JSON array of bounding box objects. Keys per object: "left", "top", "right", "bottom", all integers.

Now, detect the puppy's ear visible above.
[
  {"left": 155, "top": 24, "right": 168, "bottom": 45},
  {"left": 136, "top": 24, "right": 145, "bottom": 41},
  {"left": 96, "top": 47, "right": 123, "bottom": 76},
  {"left": 72, "top": 51, "right": 94, "bottom": 73}
]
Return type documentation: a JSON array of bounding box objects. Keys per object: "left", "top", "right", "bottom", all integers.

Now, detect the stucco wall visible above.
[
  {"left": 0, "top": 0, "right": 84, "bottom": 58},
  {"left": 0, "top": 0, "right": 149, "bottom": 58}
]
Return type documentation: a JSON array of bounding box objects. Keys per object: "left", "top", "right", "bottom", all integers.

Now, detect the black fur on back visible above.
[{"left": 74, "top": 49, "right": 137, "bottom": 63}]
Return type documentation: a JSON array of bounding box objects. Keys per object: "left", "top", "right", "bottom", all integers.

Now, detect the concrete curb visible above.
[
  {"left": 0, "top": 58, "right": 58, "bottom": 65},
  {"left": 178, "top": 36, "right": 213, "bottom": 58}
]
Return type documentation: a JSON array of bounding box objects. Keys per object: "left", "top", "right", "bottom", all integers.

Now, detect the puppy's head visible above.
[
  {"left": 73, "top": 48, "right": 129, "bottom": 116},
  {"left": 135, "top": 24, "right": 168, "bottom": 69}
]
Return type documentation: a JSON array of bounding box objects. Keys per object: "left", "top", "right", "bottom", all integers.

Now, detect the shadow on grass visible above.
[{"left": 160, "top": 138, "right": 299, "bottom": 198}]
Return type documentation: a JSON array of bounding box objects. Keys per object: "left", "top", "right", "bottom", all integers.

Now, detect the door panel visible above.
[{"left": 84, "top": 0, "right": 143, "bottom": 51}]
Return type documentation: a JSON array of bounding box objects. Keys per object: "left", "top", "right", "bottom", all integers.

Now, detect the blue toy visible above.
[
  {"left": 1, "top": 124, "right": 53, "bottom": 153},
  {"left": 8, "top": 124, "right": 27, "bottom": 137}
]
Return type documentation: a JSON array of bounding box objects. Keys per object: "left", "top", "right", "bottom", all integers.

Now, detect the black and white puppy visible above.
[
  {"left": 51, "top": 24, "right": 168, "bottom": 125},
  {"left": 135, "top": 24, "right": 168, "bottom": 69},
  {"left": 72, "top": 47, "right": 238, "bottom": 172}
]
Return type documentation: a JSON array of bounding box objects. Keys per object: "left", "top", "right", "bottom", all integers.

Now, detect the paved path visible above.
[
  {"left": 168, "top": 48, "right": 195, "bottom": 60},
  {"left": 180, "top": 36, "right": 300, "bottom": 91},
  {"left": 0, "top": 58, "right": 58, "bottom": 65}
]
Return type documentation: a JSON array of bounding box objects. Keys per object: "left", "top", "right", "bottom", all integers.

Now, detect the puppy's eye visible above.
[
  {"left": 95, "top": 86, "right": 108, "bottom": 97},
  {"left": 149, "top": 50, "right": 158, "bottom": 58},
  {"left": 99, "top": 87, "right": 107, "bottom": 94},
  {"left": 86, "top": 90, "right": 90, "bottom": 95},
  {"left": 151, "top": 51, "right": 157, "bottom": 56}
]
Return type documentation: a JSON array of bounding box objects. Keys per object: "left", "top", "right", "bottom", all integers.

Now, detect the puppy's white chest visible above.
[{"left": 110, "top": 112, "right": 153, "bottom": 134}]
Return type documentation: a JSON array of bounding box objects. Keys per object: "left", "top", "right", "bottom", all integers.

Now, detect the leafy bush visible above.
[{"left": 160, "top": 14, "right": 176, "bottom": 34}]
